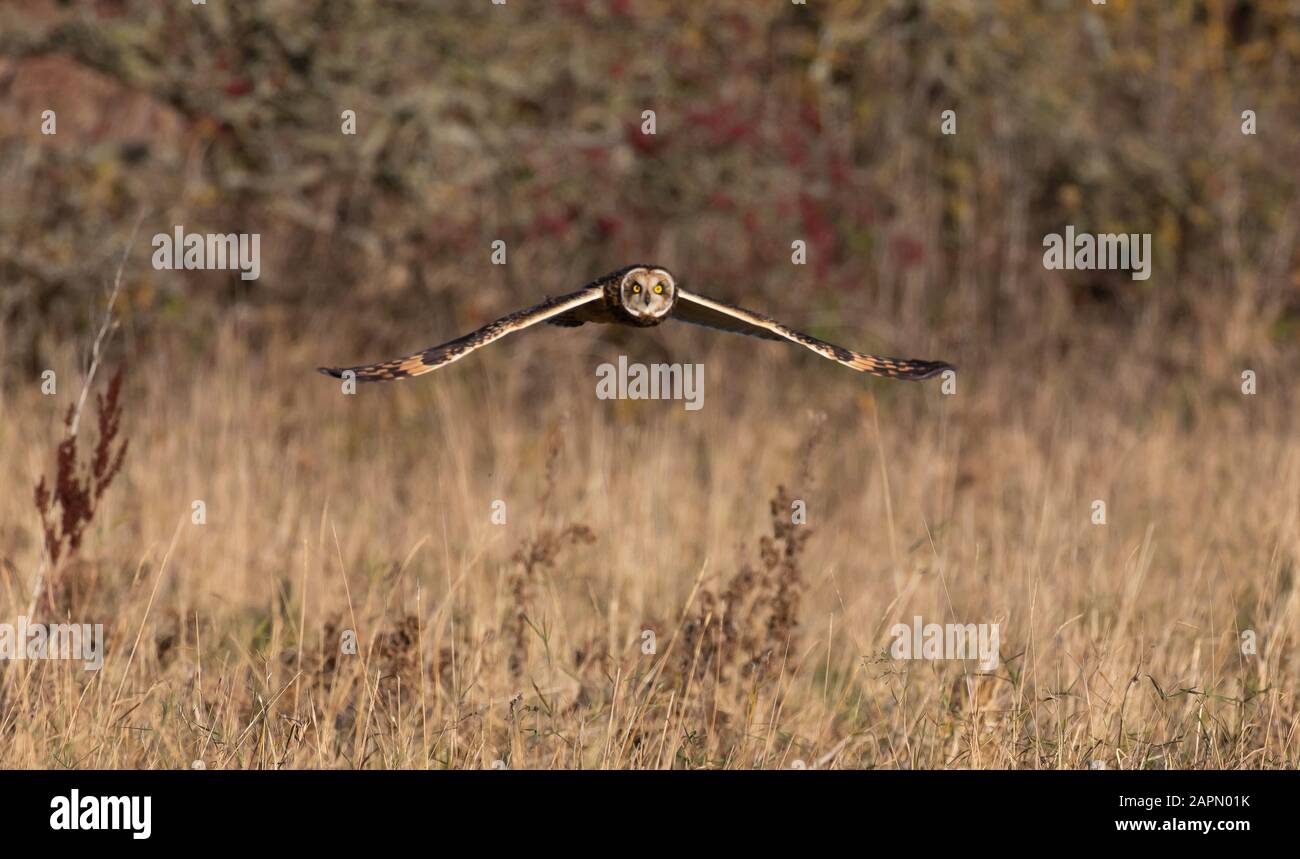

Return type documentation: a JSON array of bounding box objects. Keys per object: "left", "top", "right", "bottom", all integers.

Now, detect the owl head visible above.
[{"left": 619, "top": 266, "right": 676, "bottom": 320}]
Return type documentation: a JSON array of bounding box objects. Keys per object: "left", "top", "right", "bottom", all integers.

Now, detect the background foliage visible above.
[{"left": 3, "top": 0, "right": 1298, "bottom": 375}]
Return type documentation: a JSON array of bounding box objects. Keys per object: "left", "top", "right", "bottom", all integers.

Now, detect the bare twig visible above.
[{"left": 69, "top": 217, "right": 139, "bottom": 437}]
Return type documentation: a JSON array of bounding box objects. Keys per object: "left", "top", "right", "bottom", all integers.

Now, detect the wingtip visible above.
[
  {"left": 318, "top": 366, "right": 342, "bottom": 379},
  {"left": 921, "top": 361, "right": 956, "bottom": 380},
  {"left": 912, "top": 361, "right": 955, "bottom": 381},
  {"left": 884, "top": 359, "right": 955, "bottom": 381}
]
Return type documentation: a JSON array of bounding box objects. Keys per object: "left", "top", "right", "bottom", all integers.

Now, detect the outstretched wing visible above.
[
  {"left": 672, "top": 289, "right": 953, "bottom": 380},
  {"left": 319, "top": 287, "right": 604, "bottom": 382}
]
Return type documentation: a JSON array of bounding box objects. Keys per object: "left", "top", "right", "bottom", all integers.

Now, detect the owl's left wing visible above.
[
  {"left": 319, "top": 287, "right": 604, "bottom": 382},
  {"left": 672, "top": 289, "right": 953, "bottom": 380}
]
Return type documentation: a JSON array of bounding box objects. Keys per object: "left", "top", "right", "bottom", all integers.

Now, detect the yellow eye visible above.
[
  {"left": 653, "top": 283, "right": 664, "bottom": 294},
  {"left": 632, "top": 284, "right": 641, "bottom": 293}
]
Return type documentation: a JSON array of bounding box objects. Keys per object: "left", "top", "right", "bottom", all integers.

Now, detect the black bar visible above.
[{"left": 1, "top": 769, "right": 1287, "bottom": 845}]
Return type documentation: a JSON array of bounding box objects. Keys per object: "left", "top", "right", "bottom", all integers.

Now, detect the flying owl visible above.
[{"left": 319, "top": 264, "right": 953, "bottom": 383}]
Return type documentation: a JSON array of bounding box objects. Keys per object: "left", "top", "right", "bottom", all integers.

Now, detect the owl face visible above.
[{"left": 619, "top": 267, "right": 676, "bottom": 320}]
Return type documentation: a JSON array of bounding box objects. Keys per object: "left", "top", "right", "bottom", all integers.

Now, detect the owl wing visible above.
[
  {"left": 319, "top": 287, "right": 604, "bottom": 382},
  {"left": 672, "top": 289, "right": 953, "bottom": 380}
]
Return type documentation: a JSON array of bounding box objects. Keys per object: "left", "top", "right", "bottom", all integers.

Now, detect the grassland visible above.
[{"left": 1, "top": 294, "right": 1296, "bottom": 769}]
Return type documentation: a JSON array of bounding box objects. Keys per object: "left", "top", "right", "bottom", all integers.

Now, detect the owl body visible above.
[{"left": 556, "top": 263, "right": 676, "bottom": 328}]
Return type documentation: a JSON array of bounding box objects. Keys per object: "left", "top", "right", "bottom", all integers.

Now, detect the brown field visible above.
[
  {"left": 1, "top": 299, "right": 1296, "bottom": 768},
  {"left": 1, "top": 1, "right": 1298, "bottom": 768}
]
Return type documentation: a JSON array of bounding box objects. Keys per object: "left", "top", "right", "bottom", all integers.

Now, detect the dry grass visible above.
[
  {"left": 1, "top": 302, "right": 1296, "bottom": 770},
  {"left": 3, "top": 0, "right": 1299, "bottom": 772}
]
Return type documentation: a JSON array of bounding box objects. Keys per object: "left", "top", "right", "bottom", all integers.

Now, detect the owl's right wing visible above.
[
  {"left": 672, "top": 288, "right": 953, "bottom": 380},
  {"left": 319, "top": 287, "right": 604, "bottom": 382}
]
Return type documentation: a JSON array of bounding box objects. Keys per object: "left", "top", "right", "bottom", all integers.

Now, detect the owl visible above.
[{"left": 319, "top": 264, "right": 953, "bottom": 382}]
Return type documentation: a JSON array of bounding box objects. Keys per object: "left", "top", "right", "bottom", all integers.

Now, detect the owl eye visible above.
[
  {"left": 653, "top": 283, "right": 664, "bottom": 294},
  {"left": 632, "top": 284, "right": 642, "bottom": 293}
]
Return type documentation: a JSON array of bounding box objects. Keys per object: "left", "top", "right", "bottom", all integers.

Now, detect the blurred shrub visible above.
[{"left": 1, "top": 0, "right": 1297, "bottom": 372}]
